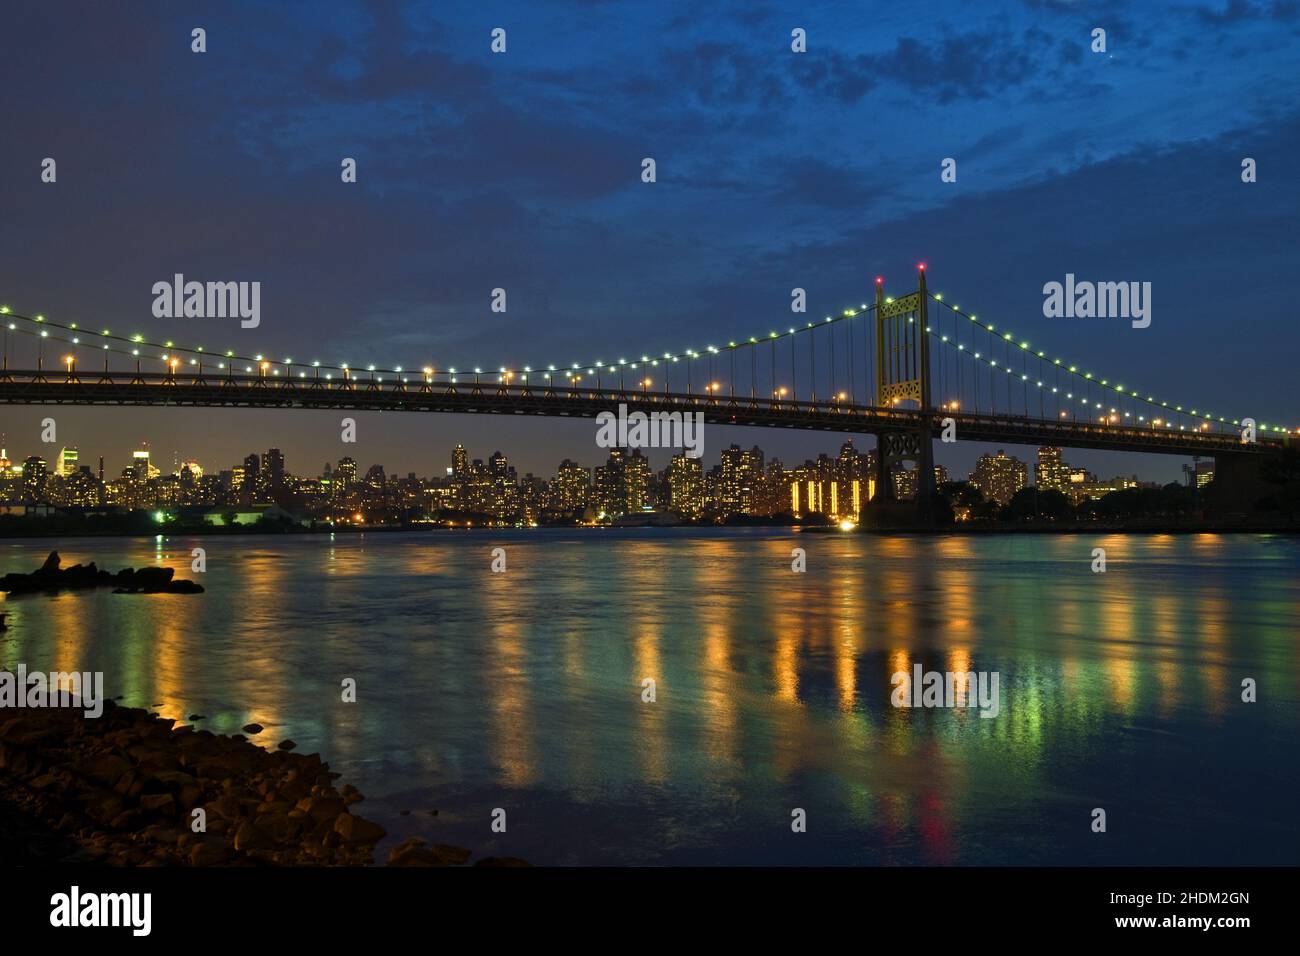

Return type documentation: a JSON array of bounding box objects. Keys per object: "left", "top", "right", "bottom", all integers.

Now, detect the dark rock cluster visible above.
[
  {"left": 0, "top": 698, "right": 518, "bottom": 866},
  {"left": 0, "top": 551, "right": 204, "bottom": 595},
  {"left": 0, "top": 700, "right": 390, "bottom": 865}
]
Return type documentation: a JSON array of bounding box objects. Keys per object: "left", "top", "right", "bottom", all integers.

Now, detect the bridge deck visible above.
[{"left": 0, "top": 371, "right": 1283, "bottom": 457}]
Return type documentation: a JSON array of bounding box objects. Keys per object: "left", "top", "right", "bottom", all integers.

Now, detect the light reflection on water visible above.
[{"left": 2, "top": 529, "right": 1297, "bottom": 866}]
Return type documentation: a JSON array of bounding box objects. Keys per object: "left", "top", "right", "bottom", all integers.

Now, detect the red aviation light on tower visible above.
[
  {"left": 875, "top": 276, "right": 883, "bottom": 285},
  {"left": 917, "top": 262, "right": 926, "bottom": 272}
]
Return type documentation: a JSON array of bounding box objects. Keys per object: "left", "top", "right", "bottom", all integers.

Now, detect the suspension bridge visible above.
[{"left": 0, "top": 267, "right": 1292, "bottom": 507}]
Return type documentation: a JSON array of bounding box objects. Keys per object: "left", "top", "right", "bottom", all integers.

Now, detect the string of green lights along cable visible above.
[
  {"left": 925, "top": 292, "right": 1292, "bottom": 434},
  {"left": 0, "top": 300, "right": 876, "bottom": 383},
  {"left": 5, "top": 297, "right": 1288, "bottom": 433},
  {"left": 922, "top": 322, "right": 1262, "bottom": 433}
]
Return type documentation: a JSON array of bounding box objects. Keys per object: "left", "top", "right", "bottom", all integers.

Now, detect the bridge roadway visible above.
[{"left": 0, "top": 370, "right": 1285, "bottom": 458}]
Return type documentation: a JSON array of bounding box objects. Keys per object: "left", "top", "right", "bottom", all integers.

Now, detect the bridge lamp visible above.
[
  {"left": 642, "top": 378, "right": 652, "bottom": 390},
  {"left": 838, "top": 392, "right": 847, "bottom": 401},
  {"left": 63, "top": 355, "right": 75, "bottom": 373}
]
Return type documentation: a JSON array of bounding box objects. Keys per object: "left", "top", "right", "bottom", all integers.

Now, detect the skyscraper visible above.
[
  {"left": 971, "top": 450, "right": 1028, "bottom": 506},
  {"left": 1036, "top": 446, "right": 1070, "bottom": 492},
  {"left": 667, "top": 453, "right": 704, "bottom": 519}
]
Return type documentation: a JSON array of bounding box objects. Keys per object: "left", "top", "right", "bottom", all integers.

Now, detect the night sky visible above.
[{"left": 1, "top": 0, "right": 1297, "bottom": 483}]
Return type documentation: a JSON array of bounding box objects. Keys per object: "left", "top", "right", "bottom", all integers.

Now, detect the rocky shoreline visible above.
[
  {"left": 0, "top": 700, "right": 518, "bottom": 866},
  {"left": 0, "top": 551, "right": 203, "bottom": 596}
]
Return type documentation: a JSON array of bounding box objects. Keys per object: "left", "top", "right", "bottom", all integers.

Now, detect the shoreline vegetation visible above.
[{"left": 0, "top": 700, "right": 522, "bottom": 867}]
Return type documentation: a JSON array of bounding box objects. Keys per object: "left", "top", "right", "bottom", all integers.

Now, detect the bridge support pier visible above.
[
  {"left": 867, "top": 266, "right": 938, "bottom": 526},
  {"left": 1206, "top": 452, "right": 1274, "bottom": 516}
]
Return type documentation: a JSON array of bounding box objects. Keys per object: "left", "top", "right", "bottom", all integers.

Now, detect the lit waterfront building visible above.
[
  {"left": 667, "top": 452, "right": 704, "bottom": 519},
  {"left": 894, "top": 465, "right": 949, "bottom": 501},
  {"left": 22, "top": 456, "right": 49, "bottom": 502},
  {"left": 971, "top": 450, "right": 1028, "bottom": 506},
  {"left": 625, "top": 449, "right": 650, "bottom": 513},
  {"left": 56, "top": 446, "right": 79, "bottom": 477},
  {"left": 1036, "top": 446, "right": 1071, "bottom": 492},
  {"left": 548, "top": 459, "right": 591, "bottom": 514},
  {"left": 719, "top": 444, "right": 764, "bottom": 515},
  {"left": 132, "top": 447, "right": 158, "bottom": 481}
]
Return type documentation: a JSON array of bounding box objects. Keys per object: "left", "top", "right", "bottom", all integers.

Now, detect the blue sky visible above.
[{"left": 1, "top": 0, "right": 1297, "bottom": 480}]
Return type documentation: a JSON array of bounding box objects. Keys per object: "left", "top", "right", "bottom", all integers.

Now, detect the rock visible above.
[
  {"left": 387, "top": 837, "right": 453, "bottom": 867},
  {"left": 333, "top": 813, "right": 386, "bottom": 845},
  {"left": 233, "top": 820, "right": 273, "bottom": 851},
  {"left": 75, "top": 753, "right": 131, "bottom": 788},
  {"left": 277, "top": 739, "right": 296, "bottom": 751},
  {"left": 133, "top": 567, "right": 175, "bottom": 591},
  {"left": 139, "top": 793, "right": 177, "bottom": 817},
  {"left": 430, "top": 843, "right": 472, "bottom": 865},
  {"left": 187, "top": 714, "right": 206, "bottom": 721},
  {"left": 242, "top": 723, "right": 263, "bottom": 735},
  {"left": 190, "top": 842, "right": 233, "bottom": 866},
  {"left": 109, "top": 809, "right": 144, "bottom": 831}
]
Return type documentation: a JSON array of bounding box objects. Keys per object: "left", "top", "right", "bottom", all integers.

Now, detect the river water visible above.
[{"left": 2, "top": 529, "right": 1296, "bottom": 865}]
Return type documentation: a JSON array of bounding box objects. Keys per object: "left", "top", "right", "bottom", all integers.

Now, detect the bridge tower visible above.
[{"left": 873, "top": 266, "right": 935, "bottom": 505}]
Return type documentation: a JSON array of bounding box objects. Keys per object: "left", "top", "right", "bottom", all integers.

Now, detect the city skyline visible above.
[{"left": 2, "top": 430, "right": 1183, "bottom": 526}]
